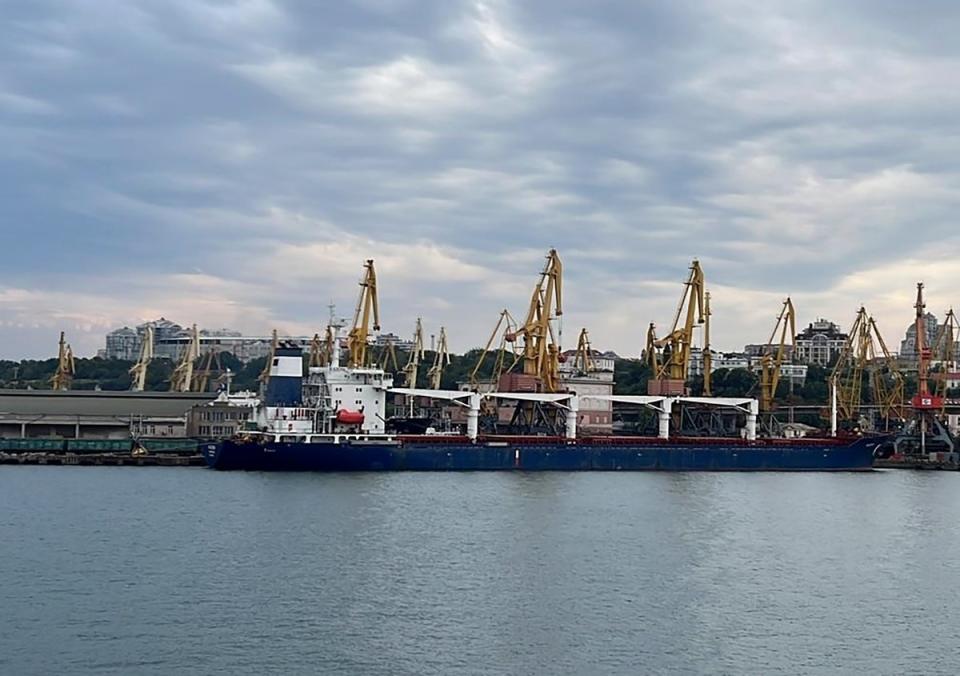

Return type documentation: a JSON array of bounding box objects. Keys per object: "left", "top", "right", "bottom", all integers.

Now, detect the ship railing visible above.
[{"left": 581, "top": 395, "right": 759, "bottom": 441}]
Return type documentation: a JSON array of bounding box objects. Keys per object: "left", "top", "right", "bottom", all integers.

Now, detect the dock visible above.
[
  {"left": 0, "top": 452, "right": 205, "bottom": 466},
  {"left": 875, "top": 456, "right": 960, "bottom": 471}
]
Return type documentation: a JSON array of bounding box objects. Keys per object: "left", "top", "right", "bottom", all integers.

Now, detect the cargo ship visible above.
[{"left": 202, "top": 344, "right": 883, "bottom": 472}]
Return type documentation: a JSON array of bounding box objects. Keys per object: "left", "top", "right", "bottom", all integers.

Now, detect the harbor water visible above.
[{"left": 2, "top": 467, "right": 960, "bottom": 675}]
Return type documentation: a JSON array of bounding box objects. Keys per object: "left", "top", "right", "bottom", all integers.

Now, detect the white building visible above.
[
  {"left": 689, "top": 348, "right": 807, "bottom": 384},
  {"left": 795, "top": 319, "right": 848, "bottom": 366}
]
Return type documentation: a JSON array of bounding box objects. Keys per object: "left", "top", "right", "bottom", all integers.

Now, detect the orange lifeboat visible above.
[{"left": 336, "top": 410, "right": 365, "bottom": 425}]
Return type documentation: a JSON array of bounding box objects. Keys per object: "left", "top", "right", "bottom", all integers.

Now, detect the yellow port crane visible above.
[
  {"left": 259, "top": 329, "right": 278, "bottom": 387},
  {"left": 758, "top": 297, "right": 796, "bottom": 412},
  {"left": 703, "top": 291, "right": 713, "bottom": 396},
  {"left": 347, "top": 259, "right": 380, "bottom": 368},
  {"left": 573, "top": 328, "right": 595, "bottom": 375},
  {"left": 831, "top": 307, "right": 904, "bottom": 424},
  {"left": 129, "top": 324, "right": 154, "bottom": 392},
  {"left": 644, "top": 260, "right": 707, "bottom": 396},
  {"left": 403, "top": 318, "right": 426, "bottom": 387},
  {"left": 506, "top": 248, "right": 563, "bottom": 393},
  {"left": 51, "top": 331, "right": 75, "bottom": 391},
  {"left": 427, "top": 327, "right": 450, "bottom": 389},
  {"left": 308, "top": 332, "right": 325, "bottom": 368},
  {"left": 194, "top": 348, "right": 222, "bottom": 393},
  {"left": 469, "top": 309, "right": 522, "bottom": 390},
  {"left": 932, "top": 308, "right": 960, "bottom": 408},
  {"left": 170, "top": 324, "right": 200, "bottom": 392},
  {"left": 307, "top": 325, "right": 337, "bottom": 368},
  {"left": 377, "top": 337, "right": 400, "bottom": 374}
]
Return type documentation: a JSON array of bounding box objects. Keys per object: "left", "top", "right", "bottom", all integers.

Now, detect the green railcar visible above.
[
  {"left": 0, "top": 438, "right": 67, "bottom": 452},
  {"left": 137, "top": 438, "right": 200, "bottom": 455},
  {"left": 1, "top": 436, "right": 202, "bottom": 455},
  {"left": 65, "top": 439, "right": 132, "bottom": 454}
]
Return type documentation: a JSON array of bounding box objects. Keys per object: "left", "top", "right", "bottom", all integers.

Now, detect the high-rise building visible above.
[
  {"left": 794, "top": 319, "right": 848, "bottom": 366},
  {"left": 104, "top": 327, "right": 139, "bottom": 361},
  {"left": 899, "top": 312, "right": 939, "bottom": 363}
]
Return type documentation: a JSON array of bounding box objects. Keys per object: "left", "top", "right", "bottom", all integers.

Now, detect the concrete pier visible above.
[{"left": 0, "top": 452, "right": 205, "bottom": 466}]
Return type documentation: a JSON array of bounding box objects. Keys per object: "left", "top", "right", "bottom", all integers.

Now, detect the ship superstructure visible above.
[{"left": 257, "top": 335, "right": 394, "bottom": 437}]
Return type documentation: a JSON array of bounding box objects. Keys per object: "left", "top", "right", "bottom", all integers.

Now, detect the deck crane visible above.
[
  {"left": 170, "top": 324, "right": 200, "bottom": 392},
  {"left": 402, "top": 318, "right": 426, "bottom": 387},
  {"left": 573, "top": 328, "right": 595, "bottom": 375},
  {"left": 129, "top": 324, "right": 154, "bottom": 391},
  {"left": 645, "top": 260, "right": 707, "bottom": 396},
  {"left": 51, "top": 331, "right": 75, "bottom": 391},
  {"left": 758, "top": 297, "right": 796, "bottom": 413},
  {"left": 427, "top": 327, "right": 450, "bottom": 389},
  {"left": 259, "top": 329, "right": 278, "bottom": 387},
  {"left": 506, "top": 248, "right": 563, "bottom": 393},
  {"left": 347, "top": 259, "right": 380, "bottom": 368},
  {"left": 830, "top": 307, "right": 904, "bottom": 426},
  {"left": 469, "top": 309, "right": 522, "bottom": 390}
]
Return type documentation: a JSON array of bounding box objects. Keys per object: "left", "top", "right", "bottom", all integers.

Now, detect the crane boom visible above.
[
  {"left": 259, "top": 329, "right": 278, "bottom": 387},
  {"left": 347, "top": 260, "right": 380, "bottom": 368},
  {"left": 170, "top": 324, "right": 200, "bottom": 392},
  {"left": 759, "top": 297, "right": 796, "bottom": 412},
  {"left": 831, "top": 307, "right": 904, "bottom": 422},
  {"left": 403, "top": 318, "right": 425, "bottom": 387},
  {"left": 129, "top": 324, "right": 154, "bottom": 391},
  {"left": 647, "top": 260, "right": 706, "bottom": 395},
  {"left": 574, "top": 328, "right": 594, "bottom": 374},
  {"left": 51, "top": 331, "right": 75, "bottom": 391},
  {"left": 427, "top": 327, "right": 450, "bottom": 389},
  {"left": 507, "top": 248, "right": 563, "bottom": 393},
  {"left": 470, "top": 309, "right": 521, "bottom": 389}
]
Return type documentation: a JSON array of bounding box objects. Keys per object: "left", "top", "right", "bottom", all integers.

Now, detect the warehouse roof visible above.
[{"left": 0, "top": 389, "right": 217, "bottom": 417}]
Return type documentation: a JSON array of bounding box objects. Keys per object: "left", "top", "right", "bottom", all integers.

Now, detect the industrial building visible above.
[{"left": 0, "top": 389, "right": 217, "bottom": 439}]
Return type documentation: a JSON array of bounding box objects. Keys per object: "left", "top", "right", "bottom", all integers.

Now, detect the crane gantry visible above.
[
  {"left": 758, "top": 297, "right": 796, "bottom": 413},
  {"left": 644, "top": 259, "right": 708, "bottom": 396},
  {"left": 347, "top": 259, "right": 380, "bottom": 368}
]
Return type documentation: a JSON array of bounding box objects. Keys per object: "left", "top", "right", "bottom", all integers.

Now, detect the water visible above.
[{"left": 2, "top": 468, "right": 960, "bottom": 675}]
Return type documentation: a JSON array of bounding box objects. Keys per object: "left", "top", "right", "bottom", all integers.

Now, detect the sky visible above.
[{"left": 2, "top": 0, "right": 960, "bottom": 359}]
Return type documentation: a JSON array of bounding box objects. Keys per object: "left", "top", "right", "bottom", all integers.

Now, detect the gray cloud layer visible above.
[{"left": 3, "top": 0, "right": 959, "bottom": 358}]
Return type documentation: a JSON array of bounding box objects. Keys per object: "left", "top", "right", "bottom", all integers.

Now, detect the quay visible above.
[{"left": 0, "top": 451, "right": 204, "bottom": 466}]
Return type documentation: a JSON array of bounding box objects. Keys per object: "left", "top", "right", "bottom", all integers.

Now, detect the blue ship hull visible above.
[{"left": 203, "top": 436, "right": 881, "bottom": 472}]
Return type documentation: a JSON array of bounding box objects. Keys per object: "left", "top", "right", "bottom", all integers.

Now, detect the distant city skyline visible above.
[{"left": 3, "top": 2, "right": 960, "bottom": 359}]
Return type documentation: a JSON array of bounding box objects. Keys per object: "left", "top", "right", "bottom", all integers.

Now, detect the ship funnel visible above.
[{"left": 265, "top": 345, "right": 303, "bottom": 406}]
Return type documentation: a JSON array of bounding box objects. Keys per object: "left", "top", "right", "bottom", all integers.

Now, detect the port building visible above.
[{"left": 0, "top": 389, "right": 216, "bottom": 439}]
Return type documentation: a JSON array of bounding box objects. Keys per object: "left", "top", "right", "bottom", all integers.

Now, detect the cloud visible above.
[{"left": 2, "top": 0, "right": 960, "bottom": 359}]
